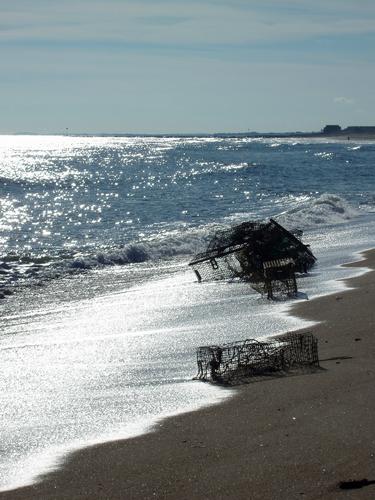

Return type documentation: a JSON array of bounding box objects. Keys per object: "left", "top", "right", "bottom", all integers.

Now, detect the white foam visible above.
[
  {"left": 1, "top": 223, "right": 374, "bottom": 492},
  {"left": 275, "top": 193, "right": 362, "bottom": 229}
]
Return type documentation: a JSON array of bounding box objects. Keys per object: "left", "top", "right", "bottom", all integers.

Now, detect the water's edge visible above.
[{"left": 1, "top": 246, "right": 373, "bottom": 493}]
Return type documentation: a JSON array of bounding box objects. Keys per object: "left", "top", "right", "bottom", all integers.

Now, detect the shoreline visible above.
[{"left": 2, "top": 250, "right": 375, "bottom": 499}]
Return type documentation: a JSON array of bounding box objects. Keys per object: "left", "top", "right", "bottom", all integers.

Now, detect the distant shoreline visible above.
[{"left": 4, "top": 131, "right": 375, "bottom": 140}]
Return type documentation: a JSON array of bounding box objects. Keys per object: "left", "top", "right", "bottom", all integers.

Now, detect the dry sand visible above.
[{"left": 1, "top": 250, "right": 375, "bottom": 500}]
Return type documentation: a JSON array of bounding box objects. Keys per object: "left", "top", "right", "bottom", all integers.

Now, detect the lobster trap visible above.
[
  {"left": 189, "top": 218, "right": 316, "bottom": 298},
  {"left": 195, "top": 331, "right": 319, "bottom": 384}
]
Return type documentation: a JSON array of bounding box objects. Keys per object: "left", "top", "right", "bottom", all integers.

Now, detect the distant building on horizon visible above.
[
  {"left": 322, "top": 124, "right": 375, "bottom": 135},
  {"left": 345, "top": 126, "right": 375, "bottom": 134},
  {"left": 322, "top": 125, "right": 342, "bottom": 134}
]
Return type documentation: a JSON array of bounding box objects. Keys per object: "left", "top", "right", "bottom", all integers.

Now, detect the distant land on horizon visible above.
[{"left": 7, "top": 125, "right": 375, "bottom": 139}]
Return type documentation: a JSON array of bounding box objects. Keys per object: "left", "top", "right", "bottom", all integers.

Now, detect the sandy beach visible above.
[
  {"left": 321, "top": 133, "right": 375, "bottom": 141},
  {"left": 1, "top": 250, "right": 375, "bottom": 500}
]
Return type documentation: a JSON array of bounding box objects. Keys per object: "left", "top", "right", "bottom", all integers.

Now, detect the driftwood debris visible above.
[
  {"left": 189, "top": 219, "right": 316, "bottom": 298},
  {"left": 195, "top": 332, "right": 319, "bottom": 384}
]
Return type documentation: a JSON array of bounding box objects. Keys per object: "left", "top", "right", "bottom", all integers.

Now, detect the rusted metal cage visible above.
[
  {"left": 261, "top": 258, "right": 298, "bottom": 298},
  {"left": 195, "top": 331, "right": 319, "bottom": 384},
  {"left": 189, "top": 218, "right": 316, "bottom": 298}
]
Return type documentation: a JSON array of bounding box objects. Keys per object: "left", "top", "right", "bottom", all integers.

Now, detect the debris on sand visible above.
[{"left": 195, "top": 332, "right": 319, "bottom": 384}]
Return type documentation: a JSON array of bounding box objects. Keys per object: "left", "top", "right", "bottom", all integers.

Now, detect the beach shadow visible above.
[
  {"left": 338, "top": 479, "right": 375, "bottom": 490},
  {"left": 220, "top": 366, "right": 325, "bottom": 387},
  {"left": 320, "top": 356, "right": 353, "bottom": 362}
]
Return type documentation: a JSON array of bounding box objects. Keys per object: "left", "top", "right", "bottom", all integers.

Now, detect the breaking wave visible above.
[
  {"left": 0, "top": 194, "right": 368, "bottom": 297},
  {"left": 0, "top": 227, "right": 213, "bottom": 296},
  {"left": 275, "top": 193, "right": 362, "bottom": 229},
  {"left": 69, "top": 229, "right": 211, "bottom": 270}
]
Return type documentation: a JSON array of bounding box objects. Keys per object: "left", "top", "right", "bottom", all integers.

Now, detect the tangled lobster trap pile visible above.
[
  {"left": 195, "top": 332, "right": 319, "bottom": 385},
  {"left": 189, "top": 218, "right": 316, "bottom": 298}
]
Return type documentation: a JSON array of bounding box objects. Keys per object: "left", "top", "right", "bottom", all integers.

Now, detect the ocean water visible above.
[{"left": 0, "top": 135, "right": 375, "bottom": 490}]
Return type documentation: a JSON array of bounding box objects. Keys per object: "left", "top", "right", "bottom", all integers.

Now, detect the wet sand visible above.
[{"left": 1, "top": 250, "right": 375, "bottom": 499}]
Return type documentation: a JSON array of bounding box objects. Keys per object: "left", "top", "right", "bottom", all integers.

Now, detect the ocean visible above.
[{"left": 1, "top": 135, "right": 374, "bottom": 490}]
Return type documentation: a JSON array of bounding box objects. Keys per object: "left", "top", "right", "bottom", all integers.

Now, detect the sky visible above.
[{"left": 1, "top": 0, "right": 375, "bottom": 134}]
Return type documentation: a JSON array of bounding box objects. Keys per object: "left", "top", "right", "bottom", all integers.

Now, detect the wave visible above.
[
  {"left": 69, "top": 227, "right": 212, "bottom": 270},
  {"left": 66, "top": 194, "right": 364, "bottom": 271},
  {"left": 0, "top": 194, "right": 367, "bottom": 297},
  {"left": 0, "top": 226, "right": 213, "bottom": 295},
  {"left": 275, "top": 193, "right": 362, "bottom": 229}
]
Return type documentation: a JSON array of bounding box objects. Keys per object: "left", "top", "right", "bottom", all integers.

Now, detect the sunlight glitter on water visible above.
[{"left": 1, "top": 134, "right": 375, "bottom": 490}]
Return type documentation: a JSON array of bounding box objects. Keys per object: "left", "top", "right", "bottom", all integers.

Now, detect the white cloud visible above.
[
  {"left": 334, "top": 96, "right": 354, "bottom": 105},
  {"left": 1, "top": 0, "right": 375, "bottom": 47}
]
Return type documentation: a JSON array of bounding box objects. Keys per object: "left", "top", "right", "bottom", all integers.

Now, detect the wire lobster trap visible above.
[
  {"left": 189, "top": 218, "right": 316, "bottom": 298},
  {"left": 195, "top": 331, "right": 319, "bottom": 384}
]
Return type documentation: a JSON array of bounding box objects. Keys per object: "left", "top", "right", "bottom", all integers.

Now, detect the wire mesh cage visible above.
[
  {"left": 191, "top": 248, "right": 245, "bottom": 283},
  {"left": 195, "top": 331, "right": 319, "bottom": 384},
  {"left": 189, "top": 218, "right": 316, "bottom": 298}
]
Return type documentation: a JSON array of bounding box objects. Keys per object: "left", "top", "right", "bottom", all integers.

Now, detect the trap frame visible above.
[
  {"left": 189, "top": 218, "right": 316, "bottom": 298},
  {"left": 195, "top": 331, "right": 319, "bottom": 384}
]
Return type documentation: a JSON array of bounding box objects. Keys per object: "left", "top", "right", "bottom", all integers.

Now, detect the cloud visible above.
[
  {"left": 334, "top": 96, "right": 354, "bottom": 105},
  {"left": 136, "top": 15, "right": 192, "bottom": 27},
  {"left": 1, "top": 0, "right": 375, "bottom": 49}
]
